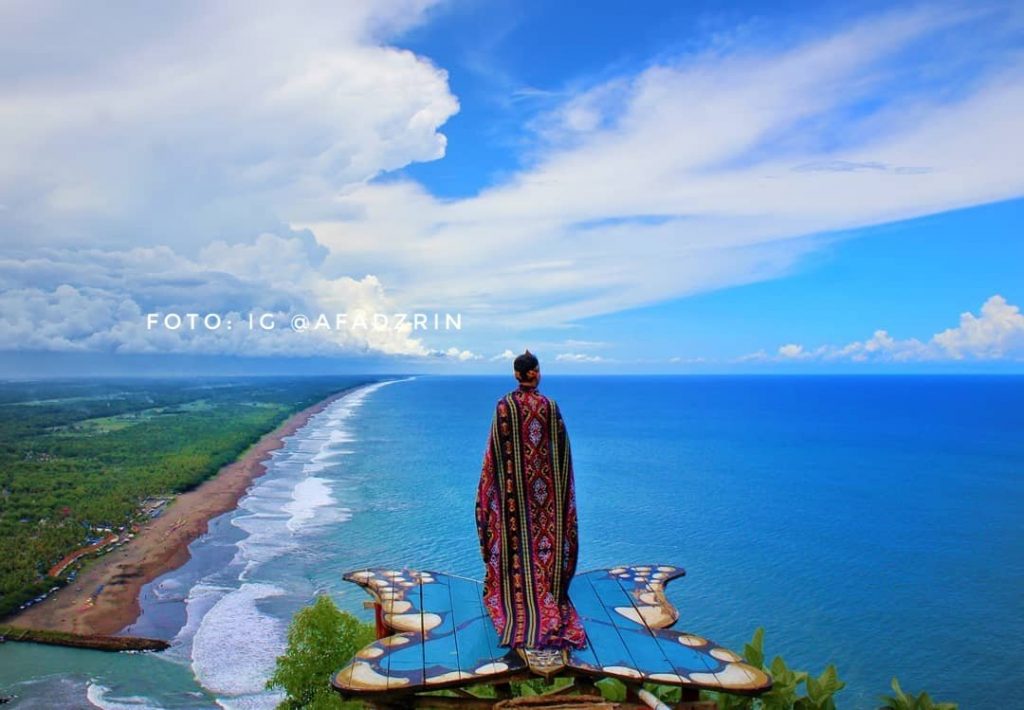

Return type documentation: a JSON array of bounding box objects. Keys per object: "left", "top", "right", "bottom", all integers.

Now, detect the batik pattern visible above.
[{"left": 475, "top": 387, "right": 586, "bottom": 649}]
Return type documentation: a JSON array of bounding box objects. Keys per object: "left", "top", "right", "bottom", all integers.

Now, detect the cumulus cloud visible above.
[
  {"left": 442, "top": 347, "right": 483, "bottom": 361},
  {"left": 0, "top": 239, "right": 433, "bottom": 357},
  {"left": 777, "top": 344, "right": 811, "bottom": 360},
  {"left": 0, "top": 1, "right": 463, "bottom": 360},
  {"left": 932, "top": 295, "right": 1024, "bottom": 359},
  {"left": 743, "top": 295, "right": 1024, "bottom": 363},
  {"left": 0, "top": 0, "right": 457, "bottom": 250}
]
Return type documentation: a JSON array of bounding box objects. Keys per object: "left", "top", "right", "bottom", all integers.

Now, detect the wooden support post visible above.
[
  {"left": 675, "top": 687, "right": 716, "bottom": 710},
  {"left": 373, "top": 602, "right": 386, "bottom": 639},
  {"left": 573, "top": 677, "right": 598, "bottom": 696}
]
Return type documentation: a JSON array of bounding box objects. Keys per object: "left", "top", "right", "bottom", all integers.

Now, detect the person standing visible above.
[{"left": 475, "top": 350, "right": 586, "bottom": 654}]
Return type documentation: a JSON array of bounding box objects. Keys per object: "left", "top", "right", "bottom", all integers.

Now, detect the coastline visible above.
[{"left": 4, "top": 385, "right": 365, "bottom": 639}]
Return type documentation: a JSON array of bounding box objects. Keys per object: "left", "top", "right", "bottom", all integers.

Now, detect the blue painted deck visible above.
[{"left": 332, "top": 564, "right": 771, "bottom": 699}]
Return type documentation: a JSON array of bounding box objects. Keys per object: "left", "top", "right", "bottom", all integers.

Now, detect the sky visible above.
[{"left": 0, "top": 0, "right": 1022, "bottom": 375}]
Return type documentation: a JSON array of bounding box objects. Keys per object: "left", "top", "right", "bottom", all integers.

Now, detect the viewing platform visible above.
[{"left": 333, "top": 564, "right": 771, "bottom": 709}]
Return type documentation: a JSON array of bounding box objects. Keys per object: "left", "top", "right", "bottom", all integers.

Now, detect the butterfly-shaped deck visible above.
[{"left": 332, "top": 564, "right": 771, "bottom": 700}]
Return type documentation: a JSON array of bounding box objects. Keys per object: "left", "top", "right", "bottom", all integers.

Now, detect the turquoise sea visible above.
[{"left": 1, "top": 376, "right": 1021, "bottom": 708}]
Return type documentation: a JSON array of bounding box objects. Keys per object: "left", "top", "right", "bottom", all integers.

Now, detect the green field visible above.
[{"left": 0, "top": 376, "right": 377, "bottom": 618}]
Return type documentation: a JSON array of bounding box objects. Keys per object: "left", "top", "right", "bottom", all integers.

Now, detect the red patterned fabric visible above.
[{"left": 475, "top": 385, "right": 586, "bottom": 649}]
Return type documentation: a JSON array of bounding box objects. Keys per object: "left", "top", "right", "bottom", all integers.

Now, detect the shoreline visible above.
[{"left": 3, "top": 385, "right": 366, "bottom": 639}]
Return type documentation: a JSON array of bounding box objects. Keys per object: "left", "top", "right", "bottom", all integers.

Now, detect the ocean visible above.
[{"left": 0, "top": 375, "right": 1021, "bottom": 708}]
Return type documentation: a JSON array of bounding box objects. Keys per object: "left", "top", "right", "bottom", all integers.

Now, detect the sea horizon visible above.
[{"left": 1, "top": 374, "right": 1021, "bottom": 708}]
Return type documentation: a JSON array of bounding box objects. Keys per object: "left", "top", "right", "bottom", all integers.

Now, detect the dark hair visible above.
[{"left": 513, "top": 350, "right": 539, "bottom": 376}]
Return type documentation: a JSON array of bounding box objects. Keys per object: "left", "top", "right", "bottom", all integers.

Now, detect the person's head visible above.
[{"left": 513, "top": 350, "right": 540, "bottom": 387}]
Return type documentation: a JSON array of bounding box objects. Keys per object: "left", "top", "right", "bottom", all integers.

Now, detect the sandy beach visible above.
[{"left": 5, "top": 387, "right": 359, "bottom": 638}]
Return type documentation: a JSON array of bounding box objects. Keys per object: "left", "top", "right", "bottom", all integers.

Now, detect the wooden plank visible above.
[
  {"left": 378, "top": 631, "right": 423, "bottom": 692},
  {"left": 346, "top": 568, "right": 429, "bottom": 691},
  {"left": 604, "top": 564, "right": 685, "bottom": 629},
  {"left": 654, "top": 625, "right": 772, "bottom": 693},
  {"left": 333, "top": 637, "right": 389, "bottom": 693},
  {"left": 453, "top": 573, "right": 526, "bottom": 679},
  {"left": 334, "top": 568, "right": 403, "bottom": 695},
  {"left": 570, "top": 573, "right": 644, "bottom": 682},
  {"left": 448, "top": 574, "right": 497, "bottom": 679},
  {"left": 420, "top": 570, "right": 462, "bottom": 685},
  {"left": 608, "top": 570, "right": 770, "bottom": 693},
  {"left": 566, "top": 576, "right": 603, "bottom": 673},
  {"left": 650, "top": 627, "right": 728, "bottom": 684},
  {"left": 385, "top": 570, "right": 424, "bottom": 691},
  {"left": 589, "top": 573, "right": 680, "bottom": 679},
  {"left": 604, "top": 573, "right": 724, "bottom": 687}
]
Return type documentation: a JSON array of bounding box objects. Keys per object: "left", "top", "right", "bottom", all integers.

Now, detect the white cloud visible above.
[
  {"left": 0, "top": 241, "right": 433, "bottom": 357},
  {"left": 668, "top": 356, "right": 708, "bottom": 364},
  {"left": 778, "top": 344, "right": 810, "bottom": 360},
  {"left": 0, "top": 1, "right": 457, "bottom": 250},
  {"left": 301, "top": 5, "right": 1024, "bottom": 330},
  {"left": 555, "top": 352, "right": 606, "bottom": 363},
  {"left": 561, "top": 339, "right": 609, "bottom": 350},
  {"left": 443, "top": 347, "right": 482, "bottom": 361},
  {"left": 490, "top": 349, "right": 516, "bottom": 361},
  {"left": 1, "top": 4, "right": 1023, "bottom": 360},
  {"left": 0, "top": 1, "right": 461, "bottom": 359},
  {"left": 932, "top": 295, "right": 1024, "bottom": 359},
  {"left": 743, "top": 295, "right": 1024, "bottom": 363}
]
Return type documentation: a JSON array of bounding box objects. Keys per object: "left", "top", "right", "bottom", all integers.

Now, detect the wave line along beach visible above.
[{"left": 4, "top": 381, "right": 381, "bottom": 640}]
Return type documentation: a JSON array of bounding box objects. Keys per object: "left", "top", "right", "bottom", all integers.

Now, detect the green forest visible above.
[{"left": 0, "top": 376, "right": 377, "bottom": 618}]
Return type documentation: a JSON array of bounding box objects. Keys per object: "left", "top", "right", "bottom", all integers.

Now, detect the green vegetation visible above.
[
  {"left": 697, "top": 627, "right": 845, "bottom": 709},
  {"left": 0, "top": 376, "right": 375, "bottom": 617},
  {"left": 266, "top": 594, "right": 376, "bottom": 709},
  {"left": 630, "top": 627, "right": 956, "bottom": 710},
  {"left": 273, "top": 600, "right": 958, "bottom": 710},
  {"left": 880, "top": 677, "right": 958, "bottom": 710}
]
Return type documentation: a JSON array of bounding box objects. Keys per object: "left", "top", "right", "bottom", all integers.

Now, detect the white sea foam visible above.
[
  {"left": 215, "top": 691, "right": 285, "bottom": 710},
  {"left": 86, "top": 682, "right": 161, "bottom": 709},
  {"left": 230, "top": 473, "right": 300, "bottom": 575},
  {"left": 164, "top": 582, "right": 232, "bottom": 663},
  {"left": 150, "top": 576, "right": 183, "bottom": 601},
  {"left": 226, "top": 381, "right": 400, "bottom": 573},
  {"left": 179, "top": 380, "right": 408, "bottom": 702},
  {"left": 191, "top": 583, "right": 287, "bottom": 698},
  {"left": 283, "top": 476, "right": 338, "bottom": 532},
  {"left": 329, "top": 428, "right": 354, "bottom": 443}
]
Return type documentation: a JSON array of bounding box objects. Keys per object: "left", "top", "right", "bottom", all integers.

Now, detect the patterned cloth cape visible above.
[{"left": 475, "top": 385, "right": 587, "bottom": 650}]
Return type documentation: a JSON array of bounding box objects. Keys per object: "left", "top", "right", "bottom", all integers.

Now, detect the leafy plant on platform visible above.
[
  {"left": 694, "top": 628, "right": 958, "bottom": 710},
  {"left": 879, "top": 677, "right": 958, "bottom": 710}
]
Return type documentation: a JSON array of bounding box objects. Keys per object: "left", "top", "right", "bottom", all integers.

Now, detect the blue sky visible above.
[
  {"left": 0, "top": 1, "right": 1022, "bottom": 375},
  {"left": 557, "top": 198, "right": 1024, "bottom": 370},
  {"left": 398, "top": 0, "right": 910, "bottom": 198}
]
